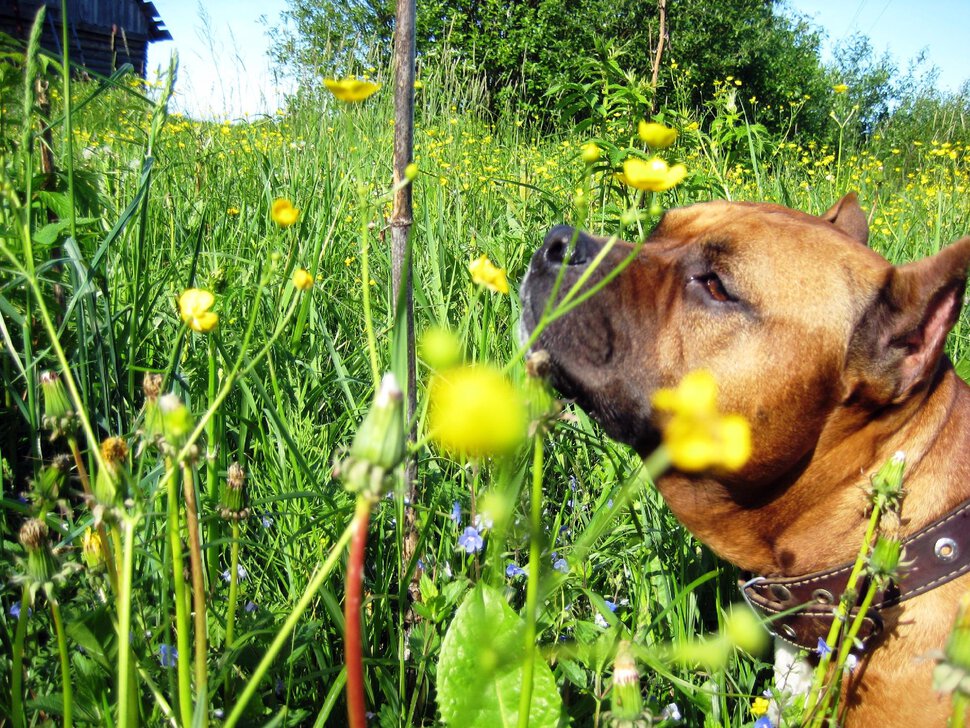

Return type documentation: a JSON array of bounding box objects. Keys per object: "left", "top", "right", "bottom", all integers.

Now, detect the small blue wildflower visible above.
[
  {"left": 816, "top": 637, "right": 832, "bottom": 657},
  {"left": 417, "top": 558, "right": 426, "bottom": 570},
  {"left": 474, "top": 512, "right": 493, "bottom": 531},
  {"left": 9, "top": 603, "right": 21, "bottom": 619},
  {"left": 261, "top": 513, "right": 274, "bottom": 529},
  {"left": 569, "top": 475, "right": 577, "bottom": 491},
  {"left": 553, "top": 558, "right": 569, "bottom": 573},
  {"left": 214, "top": 709, "right": 224, "bottom": 719},
  {"left": 604, "top": 599, "right": 618, "bottom": 612},
  {"left": 449, "top": 501, "right": 461, "bottom": 524},
  {"left": 222, "top": 564, "right": 248, "bottom": 583},
  {"left": 244, "top": 601, "right": 257, "bottom": 613},
  {"left": 457, "top": 526, "right": 483, "bottom": 554},
  {"left": 158, "top": 644, "right": 178, "bottom": 668},
  {"left": 754, "top": 717, "right": 774, "bottom": 728},
  {"left": 506, "top": 562, "right": 527, "bottom": 578},
  {"left": 660, "top": 702, "right": 682, "bottom": 721},
  {"left": 606, "top": 498, "right": 613, "bottom": 508}
]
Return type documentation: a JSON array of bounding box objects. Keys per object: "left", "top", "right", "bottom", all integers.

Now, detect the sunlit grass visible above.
[{"left": 1, "top": 27, "right": 968, "bottom": 727}]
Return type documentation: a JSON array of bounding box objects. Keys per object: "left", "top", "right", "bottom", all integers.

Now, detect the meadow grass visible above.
[{"left": 1, "top": 28, "right": 969, "bottom": 728}]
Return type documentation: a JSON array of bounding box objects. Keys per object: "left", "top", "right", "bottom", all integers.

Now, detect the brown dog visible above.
[{"left": 520, "top": 194, "right": 970, "bottom": 725}]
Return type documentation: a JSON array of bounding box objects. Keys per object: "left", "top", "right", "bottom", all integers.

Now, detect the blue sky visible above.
[
  {"left": 786, "top": 0, "right": 969, "bottom": 92},
  {"left": 147, "top": 0, "right": 969, "bottom": 119}
]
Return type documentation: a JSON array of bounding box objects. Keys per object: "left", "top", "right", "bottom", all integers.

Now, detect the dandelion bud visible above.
[
  {"left": 143, "top": 373, "right": 163, "bottom": 402},
  {"left": 525, "top": 350, "right": 551, "bottom": 380},
  {"left": 868, "top": 536, "right": 903, "bottom": 585},
  {"left": 32, "top": 455, "right": 69, "bottom": 508},
  {"left": 95, "top": 437, "right": 129, "bottom": 506},
  {"left": 352, "top": 374, "right": 406, "bottom": 470},
  {"left": 419, "top": 327, "right": 462, "bottom": 371},
  {"left": 147, "top": 394, "right": 194, "bottom": 449},
  {"left": 81, "top": 527, "right": 104, "bottom": 571},
  {"left": 219, "top": 462, "right": 250, "bottom": 520},
  {"left": 934, "top": 593, "right": 970, "bottom": 696},
  {"left": 610, "top": 641, "right": 643, "bottom": 720},
  {"left": 870, "top": 451, "right": 906, "bottom": 513},
  {"left": 40, "top": 370, "right": 78, "bottom": 440},
  {"left": 338, "top": 374, "right": 406, "bottom": 499},
  {"left": 20, "top": 518, "right": 56, "bottom": 584},
  {"left": 724, "top": 605, "right": 769, "bottom": 655}
]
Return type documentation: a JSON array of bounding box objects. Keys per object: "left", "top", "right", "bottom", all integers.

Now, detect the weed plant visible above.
[{"left": 1, "top": 14, "right": 969, "bottom": 728}]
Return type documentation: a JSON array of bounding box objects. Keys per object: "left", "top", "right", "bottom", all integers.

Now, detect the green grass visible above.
[{"left": 1, "top": 26, "right": 969, "bottom": 728}]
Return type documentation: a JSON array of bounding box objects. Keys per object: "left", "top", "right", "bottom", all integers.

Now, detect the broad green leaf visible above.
[{"left": 437, "top": 583, "right": 561, "bottom": 727}]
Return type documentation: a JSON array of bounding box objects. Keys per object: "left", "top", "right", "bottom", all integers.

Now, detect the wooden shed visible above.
[{"left": 0, "top": 0, "right": 172, "bottom": 77}]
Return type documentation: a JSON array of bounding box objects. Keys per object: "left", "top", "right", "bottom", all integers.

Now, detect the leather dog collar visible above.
[{"left": 741, "top": 499, "right": 970, "bottom": 653}]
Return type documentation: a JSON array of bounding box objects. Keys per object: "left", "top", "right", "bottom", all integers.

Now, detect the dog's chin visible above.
[{"left": 522, "top": 335, "right": 660, "bottom": 455}]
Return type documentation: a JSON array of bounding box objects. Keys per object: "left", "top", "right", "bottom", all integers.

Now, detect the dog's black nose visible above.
[{"left": 543, "top": 225, "right": 599, "bottom": 267}]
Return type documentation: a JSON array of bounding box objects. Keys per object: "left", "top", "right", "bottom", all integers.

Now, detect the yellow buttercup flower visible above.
[
  {"left": 404, "top": 162, "right": 419, "bottom": 180},
  {"left": 178, "top": 288, "right": 219, "bottom": 333},
  {"left": 652, "top": 370, "right": 751, "bottom": 471},
  {"left": 751, "top": 697, "right": 770, "bottom": 717},
  {"left": 581, "top": 142, "right": 603, "bottom": 164},
  {"left": 428, "top": 364, "right": 527, "bottom": 458},
  {"left": 324, "top": 77, "right": 381, "bottom": 103},
  {"left": 293, "top": 268, "right": 314, "bottom": 291},
  {"left": 832, "top": 83, "right": 849, "bottom": 94},
  {"left": 638, "top": 121, "right": 678, "bottom": 149},
  {"left": 468, "top": 254, "right": 509, "bottom": 294},
  {"left": 271, "top": 198, "right": 300, "bottom": 228},
  {"left": 619, "top": 157, "right": 687, "bottom": 192},
  {"left": 226, "top": 206, "right": 240, "bottom": 216}
]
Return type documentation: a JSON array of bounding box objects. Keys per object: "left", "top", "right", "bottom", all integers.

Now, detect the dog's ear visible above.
[
  {"left": 822, "top": 192, "right": 869, "bottom": 246},
  {"left": 845, "top": 237, "right": 970, "bottom": 404}
]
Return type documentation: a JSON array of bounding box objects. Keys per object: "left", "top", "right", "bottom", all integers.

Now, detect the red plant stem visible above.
[{"left": 345, "top": 498, "right": 372, "bottom": 728}]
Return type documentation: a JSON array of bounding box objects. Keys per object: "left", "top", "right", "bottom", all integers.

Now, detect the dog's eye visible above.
[{"left": 690, "top": 273, "right": 734, "bottom": 303}]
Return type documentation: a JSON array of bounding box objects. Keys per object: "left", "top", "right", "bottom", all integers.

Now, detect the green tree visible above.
[{"left": 268, "top": 0, "right": 831, "bottom": 137}]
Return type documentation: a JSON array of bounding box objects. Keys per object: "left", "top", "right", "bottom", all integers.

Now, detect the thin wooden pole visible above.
[
  {"left": 650, "top": 0, "right": 668, "bottom": 101},
  {"left": 390, "top": 0, "right": 420, "bottom": 602}
]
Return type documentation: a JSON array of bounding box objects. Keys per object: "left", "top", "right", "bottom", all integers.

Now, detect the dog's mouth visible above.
[{"left": 519, "top": 272, "right": 660, "bottom": 454}]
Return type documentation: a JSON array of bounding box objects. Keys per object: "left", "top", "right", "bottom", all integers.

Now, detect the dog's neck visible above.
[{"left": 655, "top": 366, "right": 970, "bottom": 577}]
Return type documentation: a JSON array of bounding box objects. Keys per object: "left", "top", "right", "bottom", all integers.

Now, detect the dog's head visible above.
[{"left": 520, "top": 195, "right": 970, "bottom": 488}]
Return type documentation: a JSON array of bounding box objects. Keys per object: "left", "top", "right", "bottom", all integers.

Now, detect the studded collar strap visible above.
[{"left": 740, "top": 499, "right": 970, "bottom": 653}]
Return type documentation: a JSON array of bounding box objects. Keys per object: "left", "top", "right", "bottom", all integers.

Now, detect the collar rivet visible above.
[{"left": 935, "top": 537, "right": 958, "bottom": 562}]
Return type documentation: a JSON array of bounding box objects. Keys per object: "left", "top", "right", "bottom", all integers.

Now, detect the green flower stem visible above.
[
  {"left": 952, "top": 694, "right": 969, "bottom": 728},
  {"left": 11, "top": 586, "right": 29, "bottom": 728},
  {"left": 165, "top": 461, "right": 193, "bottom": 728},
  {"left": 175, "top": 289, "right": 302, "bottom": 465},
  {"left": 181, "top": 465, "right": 208, "bottom": 727},
  {"left": 117, "top": 514, "right": 138, "bottom": 728},
  {"left": 68, "top": 435, "right": 119, "bottom": 592},
  {"left": 223, "top": 517, "right": 356, "bottom": 728},
  {"left": 803, "top": 504, "right": 881, "bottom": 721},
  {"left": 50, "top": 598, "right": 73, "bottom": 728},
  {"left": 811, "top": 578, "right": 881, "bottom": 724},
  {"left": 359, "top": 214, "right": 381, "bottom": 389},
  {"left": 206, "top": 336, "right": 219, "bottom": 589},
  {"left": 346, "top": 497, "right": 373, "bottom": 728},
  {"left": 225, "top": 521, "right": 241, "bottom": 650},
  {"left": 517, "top": 434, "right": 546, "bottom": 728}
]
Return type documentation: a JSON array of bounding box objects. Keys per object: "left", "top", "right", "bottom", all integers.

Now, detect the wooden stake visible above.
[{"left": 390, "top": 0, "right": 421, "bottom": 606}]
